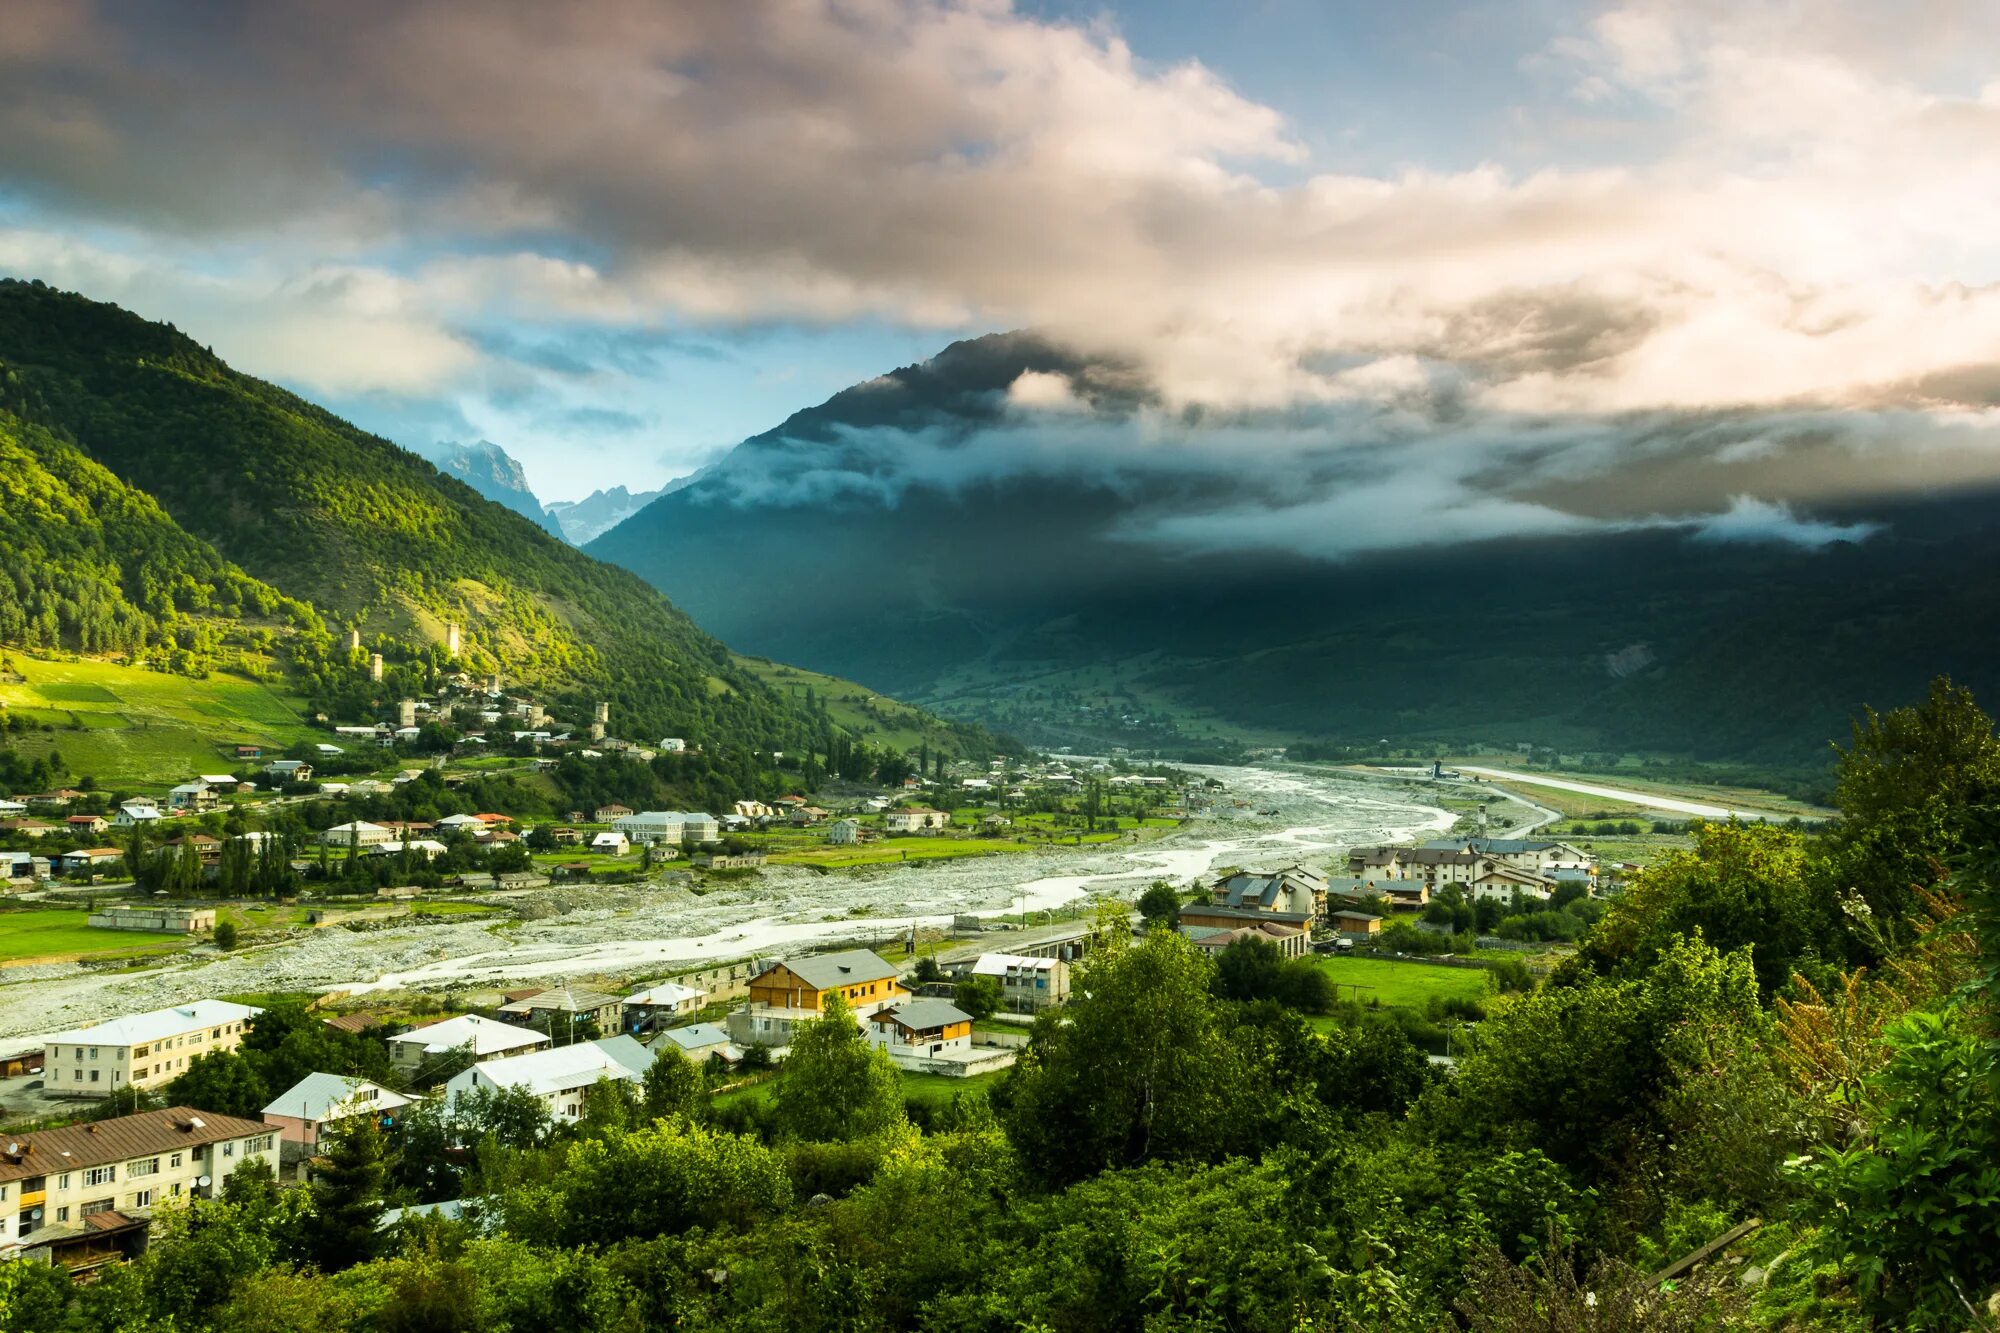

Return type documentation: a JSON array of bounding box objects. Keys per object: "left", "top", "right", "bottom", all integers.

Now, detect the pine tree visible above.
[{"left": 307, "top": 1116, "right": 387, "bottom": 1271}]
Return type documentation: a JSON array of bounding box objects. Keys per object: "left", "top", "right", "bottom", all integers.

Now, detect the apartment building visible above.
[
  {"left": 43, "top": 1001, "right": 262, "bottom": 1100},
  {"left": 0, "top": 1106, "right": 277, "bottom": 1259}
]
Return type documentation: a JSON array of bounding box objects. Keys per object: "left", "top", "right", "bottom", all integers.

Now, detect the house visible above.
[
  {"left": 728, "top": 949, "right": 907, "bottom": 1048},
  {"left": 592, "top": 804, "right": 633, "bottom": 823},
  {"left": 1423, "top": 837, "right": 1594, "bottom": 874},
  {"left": 612, "top": 811, "right": 720, "bottom": 845},
  {"left": 234, "top": 744, "right": 263, "bottom": 758},
  {"left": 659, "top": 738, "right": 687, "bottom": 753},
  {"left": 318, "top": 821, "right": 394, "bottom": 848},
  {"left": 161, "top": 834, "right": 223, "bottom": 865},
  {"left": 0, "top": 818, "right": 57, "bottom": 838},
  {"left": 883, "top": 807, "right": 949, "bottom": 834},
  {"left": 315, "top": 743, "right": 345, "bottom": 756},
  {"left": 0, "top": 799, "right": 25, "bottom": 818},
  {"left": 65, "top": 814, "right": 108, "bottom": 836},
  {"left": 1178, "top": 899, "right": 1314, "bottom": 941},
  {"left": 0, "top": 1107, "right": 278, "bottom": 1263},
  {"left": 442, "top": 1036, "right": 654, "bottom": 1124},
  {"left": 112, "top": 801, "right": 162, "bottom": 829},
  {"left": 827, "top": 819, "right": 861, "bottom": 845},
  {"left": 1183, "top": 920, "right": 1311, "bottom": 958},
  {"left": 1209, "top": 865, "right": 1329, "bottom": 924},
  {"left": 590, "top": 831, "right": 629, "bottom": 856},
  {"left": 546, "top": 826, "right": 582, "bottom": 845},
  {"left": 497, "top": 986, "right": 624, "bottom": 1037},
  {"left": 691, "top": 852, "right": 765, "bottom": 869},
  {"left": 788, "top": 805, "right": 830, "bottom": 827},
  {"left": 365, "top": 839, "right": 447, "bottom": 860},
  {"left": 435, "top": 813, "right": 485, "bottom": 834},
  {"left": 649, "top": 1022, "right": 737, "bottom": 1064},
  {"left": 43, "top": 1001, "right": 262, "bottom": 1100},
  {"left": 261, "top": 1074, "right": 411, "bottom": 1165},
  {"left": 164, "top": 781, "right": 216, "bottom": 812},
  {"left": 1468, "top": 863, "right": 1556, "bottom": 902},
  {"left": 88, "top": 906, "right": 216, "bottom": 934},
  {"left": 263, "top": 760, "right": 311, "bottom": 782},
  {"left": 197, "top": 775, "right": 240, "bottom": 789},
  {"left": 621, "top": 982, "right": 706, "bottom": 1032},
  {"left": 58, "top": 848, "right": 126, "bottom": 874},
  {"left": 2, "top": 852, "right": 50, "bottom": 882},
  {"left": 866, "top": 1000, "right": 974, "bottom": 1067},
  {"left": 969, "top": 953, "right": 1070, "bottom": 1012},
  {"left": 1331, "top": 910, "right": 1383, "bottom": 940},
  {"left": 385, "top": 1013, "right": 550, "bottom": 1073},
  {"left": 733, "top": 800, "right": 773, "bottom": 820}
]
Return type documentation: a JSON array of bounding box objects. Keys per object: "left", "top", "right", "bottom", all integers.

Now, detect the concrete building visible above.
[
  {"left": 385, "top": 1013, "right": 550, "bottom": 1074},
  {"left": 622, "top": 983, "right": 706, "bottom": 1033},
  {"left": 610, "top": 811, "right": 719, "bottom": 845},
  {"left": 649, "top": 1022, "right": 738, "bottom": 1064},
  {"left": 260, "top": 1074, "right": 411, "bottom": 1167},
  {"left": 442, "top": 1036, "right": 654, "bottom": 1124},
  {"left": 883, "top": 807, "right": 949, "bottom": 833},
  {"left": 87, "top": 906, "right": 216, "bottom": 934},
  {"left": 0, "top": 1106, "right": 278, "bottom": 1261},
  {"left": 43, "top": 1001, "right": 263, "bottom": 1100},
  {"left": 969, "top": 953, "right": 1070, "bottom": 1012},
  {"left": 318, "top": 821, "right": 394, "bottom": 848}
]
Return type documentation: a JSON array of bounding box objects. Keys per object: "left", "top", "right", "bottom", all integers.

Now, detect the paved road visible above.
[{"left": 1456, "top": 767, "right": 1798, "bottom": 821}]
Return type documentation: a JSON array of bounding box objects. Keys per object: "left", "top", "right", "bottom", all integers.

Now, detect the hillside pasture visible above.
[{"left": 0, "top": 656, "right": 321, "bottom": 788}]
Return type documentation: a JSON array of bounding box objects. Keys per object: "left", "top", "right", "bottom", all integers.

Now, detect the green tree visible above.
[
  {"left": 770, "top": 993, "right": 905, "bottom": 1142},
  {"left": 166, "top": 1049, "right": 268, "bottom": 1118},
  {"left": 307, "top": 1117, "right": 387, "bottom": 1271},
  {"left": 214, "top": 918, "right": 239, "bottom": 950},
  {"left": 952, "top": 973, "right": 1002, "bottom": 1021},
  {"left": 1137, "top": 880, "right": 1182, "bottom": 930},
  {"left": 641, "top": 1046, "right": 704, "bottom": 1123}
]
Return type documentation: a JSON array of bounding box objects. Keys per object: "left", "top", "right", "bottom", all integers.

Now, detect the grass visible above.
[
  {"left": 0, "top": 907, "right": 192, "bottom": 962},
  {"left": 0, "top": 655, "right": 323, "bottom": 790},
  {"left": 711, "top": 1066, "right": 1006, "bottom": 1111},
  {"left": 733, "top": 654, "right": 970, "bottom": 757},
  {"left": 767, "top": 837, "right": 1036, "bottom": 868},
  {"left": 1306, "top": 955, "right": 1492, "bottom": 1010}
]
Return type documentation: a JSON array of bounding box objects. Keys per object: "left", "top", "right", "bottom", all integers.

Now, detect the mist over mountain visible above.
[
  {"left": 589, "top": 333, "right": 2000, "bottom": 773},
  {"left": 417, "top": 439, "right": 565, "bottom": 537}
]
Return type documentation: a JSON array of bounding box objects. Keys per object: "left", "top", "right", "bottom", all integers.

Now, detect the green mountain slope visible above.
[{"left": 0, "top": 278, "right": 972, "bottom": 755}]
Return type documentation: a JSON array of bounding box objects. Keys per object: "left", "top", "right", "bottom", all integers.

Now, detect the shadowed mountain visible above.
[
  {"left": 589, "top": 332, "right": 2000, "bottom": 774},
  {"left": 419, "top": 440, "right": 565, "bottom": 537}
]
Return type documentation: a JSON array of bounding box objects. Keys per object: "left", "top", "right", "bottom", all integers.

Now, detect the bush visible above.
[{"left": 213, "top": 919, "right": 238, "bottom": 950}]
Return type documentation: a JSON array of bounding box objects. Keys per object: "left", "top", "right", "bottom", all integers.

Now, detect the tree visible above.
[
  {"left": 999, "top": 932, "right": 1252, "bottom": 1183},
  {"left": 214, "top": 918, "right": 239, "bottom": 950},
  {"left": 953, "top": 973, "right": 1002, "bottom": 1021},
  {"left": 912, "top": 955, "right": 942, "bottom": 985},
  {"left": 770, "top": 993, "right": 904, "bottom": 1142},
  {"left": 166, "top": 1049, "right": 268, "bottom": 1118},
  {"left": 641, "top": 1045, "right": 704, "bottom": 1123},
  {"left": 307, "top": 1116, "right": 387, "bottom": 1271},
  {"left": 1137, "top": 880, "right": 1182, "bottom": 930}
]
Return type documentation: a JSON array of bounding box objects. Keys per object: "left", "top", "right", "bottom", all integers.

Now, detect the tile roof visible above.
[
  {"left": 0, "top": 1106, "right": 270, "bottom": 1183},
  {"left": 46, "top": 1000, "right": 261, "bottom": 1048}
]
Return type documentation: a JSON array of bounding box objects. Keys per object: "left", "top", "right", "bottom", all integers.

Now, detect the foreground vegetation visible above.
[{"left": 6, "top": 679, "right": 2000, "bottom": 1330}]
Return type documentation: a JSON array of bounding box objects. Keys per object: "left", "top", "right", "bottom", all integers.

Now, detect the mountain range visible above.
[
  {"left": 585, "top": 332, "right": 2000, "bottom": 778},
  {"left": 544, "top": 484, "right": 672, "bottom": 546},
  {"left": 416, "top": 440, "right": 566, "bottom": 538},
  {"left": 0, "top": 278, "right": 985, "bottom": 761}
]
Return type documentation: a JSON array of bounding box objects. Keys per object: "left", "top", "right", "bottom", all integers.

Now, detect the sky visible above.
[{"left": 2, "top": 0, "right": 1999, "bottom": 545}]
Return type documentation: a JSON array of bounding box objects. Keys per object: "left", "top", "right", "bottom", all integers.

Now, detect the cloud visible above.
[
  {"left": 1687, "top": 495, "right": 1881, "bottom": 549},
  {"left": 4, "top": 1, "right": 2000, "bottom": 549}
]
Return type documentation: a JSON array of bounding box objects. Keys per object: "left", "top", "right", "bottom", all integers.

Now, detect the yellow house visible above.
[{"left": 746, "top": 949, "right": 905, "bottom": 1013}]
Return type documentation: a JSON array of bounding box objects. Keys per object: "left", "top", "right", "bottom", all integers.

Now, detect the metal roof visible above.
[
  {"left": 261, "top": 1073, "right": 411, "bottom": 1122},
  {"left": 0, "top": 1106, "right": 269, "bottom": 1183},
  {"left": 778, "top": 949, "right": 899, "bottom": 991},
  {"left": 46, "top": 1000, "right": 262, "bottom": 1048},
  {"left": 880, "top": 999, "right": 970, "bottom": 1032}
]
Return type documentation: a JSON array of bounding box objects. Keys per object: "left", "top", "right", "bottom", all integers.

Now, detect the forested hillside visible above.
[
  {"left": 0, "top": 279, "right": 898, "bottom": 751},
  {"left": 0, "top": 403, "right": 318, "bottom": 674}
]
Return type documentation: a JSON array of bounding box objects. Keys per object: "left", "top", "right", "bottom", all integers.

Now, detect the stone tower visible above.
[
  {"left": 594, "top": 701, "right": 610, "bottom": 726},
  {"left": 446, "top": 622, "right": 461, "bottom": 657},
  {"left": 346, "top": 628, "right": 361, "bottom": 652},
  {"left": 398, "top": 699, "right": 418, "bottom": 728},
  {"left": 589, "top": 721, "right": 606, "bottom": 742},
  {"left": 369, "top": 653, "right": 384, "bottom": 682}
]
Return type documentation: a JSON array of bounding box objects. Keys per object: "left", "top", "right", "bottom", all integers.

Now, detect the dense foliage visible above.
[{"left": 6, "top": 728, "right": 2000, "bottom": 1327}]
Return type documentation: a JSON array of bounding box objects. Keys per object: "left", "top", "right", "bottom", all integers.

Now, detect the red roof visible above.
[{"left": 474, "top": 813, "right": 512, "bottom": 824}]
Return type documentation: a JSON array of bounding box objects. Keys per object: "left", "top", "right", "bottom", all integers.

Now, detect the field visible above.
[
  {"left": 0, "top": 655, "right": 323, "bottom": 789},
  {"left": 712, "top": 1066, "right": 1005, "bottom": 1111},
  {"left": 0, "top": 908, "right": 191, "bottom": 963},
  {"left": 1307, "top": 955, "right": 1492, "bottom": 1009},
  {"left": 766, "top": 837, "right": 1037, "bottom": 868},
  {"left": 732, "top": 654, "right": 972, "bottom": 756}
]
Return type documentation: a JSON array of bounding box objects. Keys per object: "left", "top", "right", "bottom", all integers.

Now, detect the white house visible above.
[
  {"left": 366, "top": 839, "right": 448, "bottom": 860},
  {"left": 591, "top": 831, "right": 629, "bottom": 855},
  {"left": 318, "top": 821, "right": 394, "bottom": 848},
  {"left": 165, "top": 782, "right": 216, "bottom": 812},
  {"left": 442, "top": 1036, "right": 654, "bottom": 1123},
  {"left": 883, "top": 807, "right": 949, "bottom": 834},
  {"left": 113, "top": 800, "right": 163, "bottom": 828},
  {"left": 649, "top": 1022, "right": 738, "bottom": 1064},
  {"left": 611, "top": 811, "right": 719, "bottom": 845},
  {"left": 43, "top": 1000, "right": 263, "bottom": 1100},
  {"left": 0, "top": 799, "right": 26, "bottom": 817},
  {"left": 827, "top": 819, "right": 861, "bottom": 845},
  {"left": 659, "top": 738, "right": 687, "bottom": 753},
  {"left": 865, "top": 1000, "right": 974, "bottom": 1068},
  {"left": 261, "top": 1073, "right": 411, "bottom": 1156},
  {"left": 970, "top": 953, "right": 1070, "bottom": 1012},
  {"left": 264, "top": 759, "right": 312, "bottom": 781},
  {"left": 435, "top": 814, "right": 485, "bottom": 833},
  {"left": 622, "top": 983, "right": 706, "bottom": 1030},
  {"left": 385, "top": 1014, "right": 550, "bottom": 1073}
]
